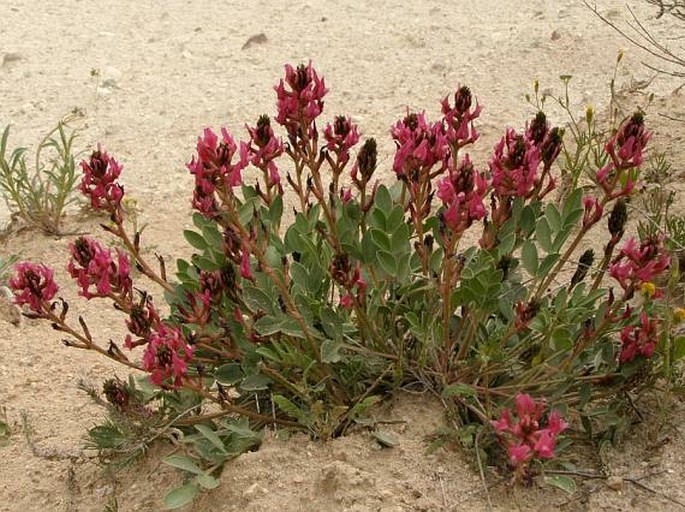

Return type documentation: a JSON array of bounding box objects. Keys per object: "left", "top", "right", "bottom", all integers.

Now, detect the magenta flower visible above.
[
  {"left": 187, "top": 127, "right": 249, "bottom": 216},
  {"left": 124, "top": 293, "right": 161, "bottom": 349},
  {"left": 246, "top": 114, "right": 284, "bottom": 187},
  {"left": 582, "top": 196, "right": 603, "bottom": 228},
  {"left": 142, "top": 324, "right": 194, "bottom": 388},
  {"left": 9, "top": 262, "right": 59, "bottom": 313},
  {"left": 596, "top": 113, "right": 650, "bottom": 199},
  {"left": 240, "top": 248, "right": 253, "bottom": 280},
  {"left": 489, "top": 128, "right": 541, "bottom": 199},
  {"left": 491, "top": 393, "right": 567, "bottom": 469},
  {"left": 391, "top": 111, "right": 448, "bottom": 179},
  {"left": 441, "top": 85, "right": 481, "bottom": 147},
  {"left": 619, "top": 310, "right": 659, "bottom": 363},
  {"left": 339, "top": 186, "right": 353, "bottom": 204},
  {"left": 67, "top": 236, "right": 132, "bottom": 299},
  {"left": 606, "top": 112, "right": 651, "bottom": 170},
  {"left": 79, "top": 145, "right": 125, "bottom": 214},
  {"left": 339, "top": 293, "right": 354, "bottom": 309},
  {"left": 274, "top": 62, "right": 328, "bottom": 140},
  {"left": 324, "top": 115, "right": 360, "bottom": 165},
  {"left": 437, "top": 155, "right": 488, "bottom": 234},
  {"left": 609, "top": 236, "right": 670, "bottom": 294},
  {"left": 508, "top": 444, "right": 533, "bottom": 466}
]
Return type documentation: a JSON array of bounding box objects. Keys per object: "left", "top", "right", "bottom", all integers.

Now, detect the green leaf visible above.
[
  {"left": 536, "top": 217, "right": 552, "bottom": 253},
  {"left": 195, "top": 474, "right": 220, "bottom": 490},
  {"left": 321, "top": 339, "right": 343, "bottom": 363},
  {"left": 545, "top": 203, "right": 562, "bottom": 232},
  {"left": 673, "top": 336, "right": 685, "bottom": 361},
  {"left": 242, "top": 286, "right": 275, "bottom": 314},
  {"left": 372, "top": 430, "right": 398, "bottom": 448},
  {"left": 443, "top": 383, "right": 477, "bottom": 399},
  {"left": 270, "top": 194, "right": 284, "bottom": 225},
  {"left": 375, "top": 185, "right": 393, "bottom": 213},
  {"left": 184, "top": 230, "right": 207, "bottom": 251},
  {"left": 562, "top": 188, "right": 583, "bottom": 222},
  {"left": 377, "top": 250, "right": 397, "bottom": 277},
  {"left": 164, "top": 483, "right": 199, "bottom": 509},
  {"left": 370, "top": 228, "right": 391, "bottom": 251},
  {"left": 254, "top": 315, "right": 282, "bottom": 336},
  {"left": 195, "top": 425, "right": 228, "bottom": 453},
  {"left": 272, "top": 395, "right": 309, "bottom": 424},
  {"left": 538, "top": 253, "right": 560, "bottom": 278},
  {"left": 290, "top": 261, "right": 312, "bottom": 292},
  {"left": 320, "top": 307, "right": 342, "bottom": 340},
  {"left": 521, "top": 240, "right": 539, "bottom": 275},
  {"left": 240, "top": 373, "right": 271, "bottom": 392},
  {"left": 519, "top": 205, "right": 537, "bottom": 235},
  {"left": 544, "top": 474, "right": 576, "bottom": 494},
  {"left": 163, "top": 455, "right": 204, "bottom": 475},
  {"left": 215, "top": 363, "right": 243, "bottom": 386}
]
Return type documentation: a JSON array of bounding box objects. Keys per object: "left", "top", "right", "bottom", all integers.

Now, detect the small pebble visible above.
[{"left": 606, "top": 476, "right": 623, "bottom": 491}]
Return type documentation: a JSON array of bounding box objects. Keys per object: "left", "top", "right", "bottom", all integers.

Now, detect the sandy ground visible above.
[{"left": 1, "top": 0, "right": 685, "bottom": 510}]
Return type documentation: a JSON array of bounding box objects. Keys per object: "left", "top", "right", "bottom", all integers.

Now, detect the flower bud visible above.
[
  {"left": 527, "top": 111, "right": 548, "bottom": 146},
  {"left": 570, "top": 249, "right": 594, "bottom": 287},
  {"left": 540, "top": 127, "right": 564, "bottom": 168},
  {"left": 608, "top": 198, "right": 628, "bottom": 239},
  {"left": 355, "top": 138, "right": 377, "bottom": 181}
]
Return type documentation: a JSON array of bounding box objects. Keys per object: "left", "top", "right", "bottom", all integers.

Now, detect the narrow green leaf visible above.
[
  {"left": 673, "top": 336, "right": 685, "bottom": 361},
  {"left": 372, "top": 430, "right": 398, "bottom": 448},
  {"left": 443, "top": 383, "right": 477, "bottom": 399},
  {"left": 375, "top": 185, "right": 393, "bottom": 213},
  {"left": 195, "top": 425, "right": 227, "bottom": 453},
  {"left": 536, "top": 217, "right": 552, "bottom": 253},
  {"left": 195, "top": 474, "right": 220, "bottom": 490},
  {"left": 164, "top": 483, "right": 199, "bottom": 509},
  {"left": 376, "top": 250, "right": 397, "bottom": 277},
  {"left": 321, "top": 339, "right": 343, "bottom": 363},
  {"left": 521, "top": 240, "right": 539, "bottom": 275},
  {"left": 215, "top": 363, "right": 243, "bottom": 386},
  {"left": 162, "top": 455, "right": 204, "bottom": 475},
  {"left": 544, "top": 474, "right": 576, "bottom": 494},
  {"left": 183, "top": 230, "right": 207, "bottom": 251},
  {"left": 240, "top": 373, "right": 271, "bottom": 392}
]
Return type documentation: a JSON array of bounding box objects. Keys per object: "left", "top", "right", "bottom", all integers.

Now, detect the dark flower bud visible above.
[
  {"left": 527, "top": 111, "right": 548, "bottom": 146},
  {"left": 608, "top": 198, "right": 628, "bottom": 239},
  {"left": 254, "top": 114, "right": 273, "bottom": 147},
  {"left": 424, "top": 234, "right": 434, "bottom": 253},
  {"left": 103, "top": 377, "right": 131, "bottom": 411},
  {"left": 453, "top": 86, "right": 473, "bottom": 115},
  {"left": 570, "top": 249, "right": 594, "bottom": 288},
  {"left": 540, "top": 127, "right": 564, "bottom": 168},
  {"left": 404, "top": 112, "right": 419, "bottom": 131},
  {"left": 355, "top": 138, "right": 377, "bottom": 182}
]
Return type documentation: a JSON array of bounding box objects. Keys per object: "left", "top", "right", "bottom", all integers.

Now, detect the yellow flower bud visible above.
[
  {"left": 640, "top": 282, "right": 656, "bottom": 298},
  {"left": 674, "top": 308, "right": 685, "bottom": 324}
]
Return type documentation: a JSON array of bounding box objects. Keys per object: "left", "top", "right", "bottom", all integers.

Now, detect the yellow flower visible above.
[
  {"left": 674, "top": 308, "right": 685, "bottom": 324},
  {"left": 640, "top": 282, "right": 656, "bottom": 298}
]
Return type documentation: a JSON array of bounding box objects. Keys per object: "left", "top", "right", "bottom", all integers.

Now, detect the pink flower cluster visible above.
[
  {"left": 339, "top": 266, "right": 367, "bottom": 309},
  {"left": 391, "top": 112, "right": 448, "bottom": 179},
  {"left": 274, "top": 62, "right": 328, "bottom": 140},
  {"left": 491, "top": 393, "right": 567, "bottom": 468},
  {"left": 79, "top": 145, "right": 125, "bottom": 215},
  {"left": 187, "top": 127, "right": 248, "bottom": 217},
  {"left": 619, "top": 310, "right": 659, "bottom": 363},
  {"left": 582, "top": 195, "right": 603, "bottom": 229},
  {"left": 324, "top": 115, "right": 360, "bottom": 166},
  {"left": 124, "top": 293, "right": 161, "bottom": 349},
  {"left": 441, "top": 85, "right": 481, "bottom": 147},
  {"left": 9, "top": 262, "right": 59, "bottom": 313},
  {"left": 596, "top": 112, "right": 651, "bottom": 199},
  {"left": 67, "top": 236, "right": 132, "bottom": 299},
  {"left": 246, "top": 114, "right": 284, "bottom": 188},
  {"left": 489, "top": 128, "right": 541, "bottom": 199},
  {"left": 437, "top": 155, "right": 488, "bottom": 234},
  {"left": 142, "top": 323, "right": 194, "bottom": 388},
  {"left": 608, "top": 236, "right": 670, "bottom": 294}
]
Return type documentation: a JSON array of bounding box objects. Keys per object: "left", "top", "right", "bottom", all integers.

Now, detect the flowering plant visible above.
[{"left": 9, "top": 63, "right": 683, "bottom": 503}]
